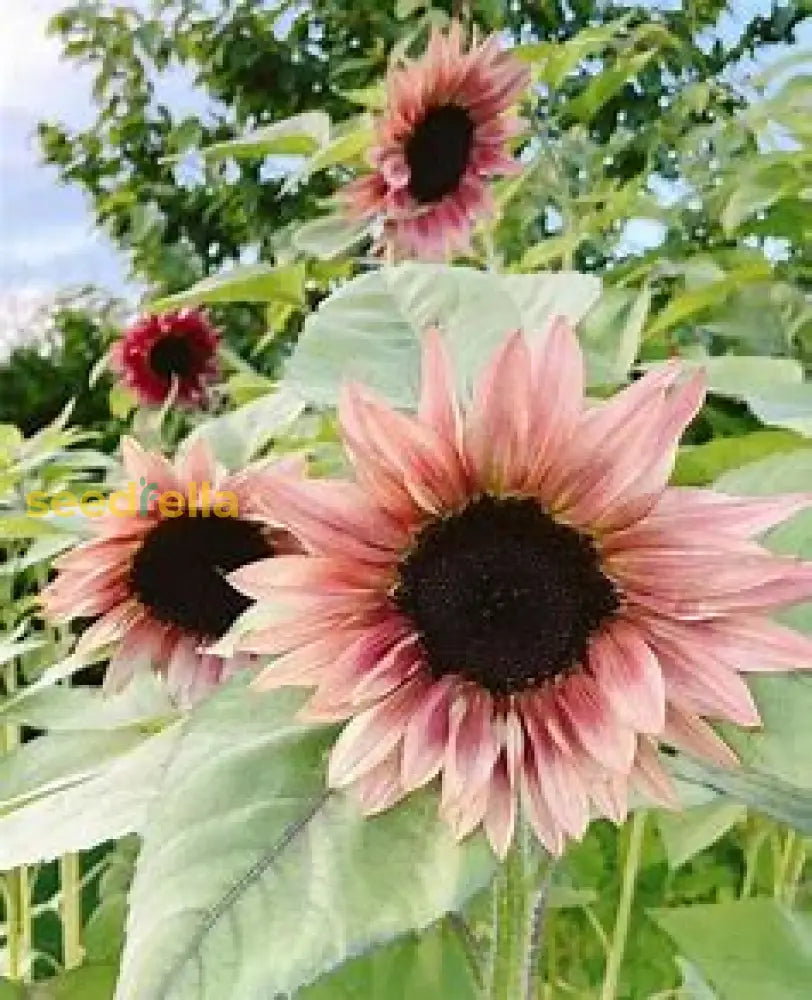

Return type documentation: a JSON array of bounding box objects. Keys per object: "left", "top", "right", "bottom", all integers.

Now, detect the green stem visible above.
[
  {"left": 60, "top": 853, "right": 83, "bottom": 969},
  {"left": 785, "top": 838, "right": 808, "bottom": 907},
  {"left": 599, "top": 811, "right": 647, "bottom": 1000},
  {"left": 774, "top": 829, "right": 796, "bottom": 900},
  {"left": 740, "top": 827, "right": 767, "bottom": 899},
  {"left": 3, "top": 660, "right": 33, "bottom": 982},
  {"left": 488, "top": 834, "right": 528, "bottom": 1000},
  {"left": 523, "top": 858, "right": 556, "bottom": 1000}
]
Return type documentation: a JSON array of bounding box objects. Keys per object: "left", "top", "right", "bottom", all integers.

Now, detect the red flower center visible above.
[
  {"left": 405, "top": 103, "right": 475, "bottom": 204},
  {"left": 392, "top": 495, "right": 620, "bottom": 694},
  {"left": 130, "top": 515, "right": 272, "bottom": 638}
]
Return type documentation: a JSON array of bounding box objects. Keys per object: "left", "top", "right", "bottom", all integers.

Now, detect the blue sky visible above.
[{"left": 0, "top": 0, "right": 809, "bottom": 352}]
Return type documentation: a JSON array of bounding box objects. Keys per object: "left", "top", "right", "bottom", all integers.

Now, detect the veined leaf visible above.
[
  {"left": 651, "top": 900, "right": 812, "bottom": 1000},
  {"left": 114, "top": 685, "right": 495, "bottom": 1000},
  {"left": 286, "top": 263, "right": 602, "bottom": 407}
]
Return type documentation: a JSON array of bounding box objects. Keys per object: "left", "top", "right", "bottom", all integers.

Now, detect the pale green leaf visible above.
[
  {"left": 300, "top": 922, "right": 478, "bottom": 1000},
  {"left": 114, "top": 686, "right": 495, "bottom": 1000},
  {"left": 651, "top": 900, "right": 812, "bottom": 1000},
  {"left": 149, "top": 262, "right": 305, "bottom": 311},
  {"left": 579, "top": 286, "right": 650, "bottom": 383},
  {"left": 183, "top": 111, "right": 330, "bottom": 162},
  {"left": 656, "top": 801, "right": 747, "bottom": 870},
  {"left": 292, "top": 213, "right": 370, "bottom": 259},
  {"left": 183, "top": 385, "right": 304, "bottom": 469},
  {"left": 0, "top": 725, "right": 181, "bottom": 868},
  {"left": 286, "top": 263, "right": 602, "bottom": 407},
  {"left": 0, "top": 730, "right": 145, "bottom": 813},
  {"left": 673, "top": 432, "right": 811, "bottom": 486}
]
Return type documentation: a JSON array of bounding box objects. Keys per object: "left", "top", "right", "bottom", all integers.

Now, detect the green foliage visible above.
[
  {"left": 2, "top": 2, "right": 810, "bottom": 998},
  {"left": 113, "top": 684, "right": 495, "bottom": 999},
  {"left": 0, "top": 292, "right": 124, "bottom": 445}
]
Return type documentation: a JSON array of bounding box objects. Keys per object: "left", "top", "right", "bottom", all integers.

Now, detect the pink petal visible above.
[
  {"left": 589, "top": 623, "right": 666, "bottom": 734},
  {"left": 523, "top": 712, "right": 590, "bottom": 837},
  {"left": 483, "top": 755, "right": 516, "bottom": 859},
  {"left": 524, "top": 316, "right": 585, "bottom": 494},
  {"left": 176, "top": 437, "right": 216, "bottom": 489},
  {"left": 465, "top": 330, "right": 532, "bottom": 491},
  {"left": 120, "top": 437, "right": 179, "bottom": 493},
  {"left": 442, "top": 688, "right": 499, "bottom": 809},
  {"left": 353, "top": 750, "right": 407, "bottom": 816},
  {"left": 74, "top": 599, "right": 142, "bottom": 654},
  {"left": 230, "top": 555, "right": 383, "bottom": 600},
  {"left": 418, "top": 327, "right": 462, "bottom": 447},
  {"left": 251, "top": 630, "right": 362, "bottom": 691},
  {"left": 401, "top": 676, "right": 454, "bottom": 792},
  {"left": 327, "top": 676, "right": 427, "bottom": 788},
  {"left": 632, "top": 738, "right": 680, "bottom": 809},
  {"left": 556, "top": 673, "right": 636, "bottom": 773},
  {"left": 649, "top": 630, "right": 762, "bottom": 727},
  {"left": 254, "top": 475, "right": 408, "bottom": 563},
  {"left": 663, "top": 705, "right": 739, "bottom": 769}
]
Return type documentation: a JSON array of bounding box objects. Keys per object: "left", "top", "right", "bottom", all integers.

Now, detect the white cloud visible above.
[{"left": 0, "top": 0, "right": 93, "bottom": 119}]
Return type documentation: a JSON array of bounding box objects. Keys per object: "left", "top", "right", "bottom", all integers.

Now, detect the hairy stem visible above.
[
  {"left": 599, "top": 811, "right": 647, "bottom": 1000},
  {"left": 488, "top": 834, "right": 527, "bottom": 1000},
  {"left": 523, "top": 857, "right": 556, "bottom": 1000}
]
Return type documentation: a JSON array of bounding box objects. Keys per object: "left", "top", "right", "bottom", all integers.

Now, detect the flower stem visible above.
[
  {"left": 523, "top": 858, "right": 556, "bottom": 1000},
  {"left": 488, "top": 828, "right": 555, "bottom": 1000},
  {"left": 60, "top": 853, "right": 83, "bottom": 969},
  {"left": 488, "top": 834, "right": 527, "bottom": 1000},
  {"left": 599, "top": 811, "right": 647, "bottom": 1000}
]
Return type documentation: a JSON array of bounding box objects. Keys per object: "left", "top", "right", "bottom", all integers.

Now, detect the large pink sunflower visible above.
[
  {"left": 231, "top": 323, "right": 812, "bottom": 857},
  {"left": 42, "top": 437, "right": 300, "bottom": 706},
  {"left": 110, "top": 309, "right": 220, "bottom": 408},
  {"left": 341, "top": 22, "right": 529, "bottom": 258}
]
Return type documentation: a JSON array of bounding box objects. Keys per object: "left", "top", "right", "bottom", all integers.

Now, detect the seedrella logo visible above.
[{"left": 27, "top": 478, "right": 240, "bottom": 519}]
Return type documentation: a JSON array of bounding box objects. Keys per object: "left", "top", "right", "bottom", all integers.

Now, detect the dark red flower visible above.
[{"left": 111, "top": 310, "right": 220, "bottom": 407}]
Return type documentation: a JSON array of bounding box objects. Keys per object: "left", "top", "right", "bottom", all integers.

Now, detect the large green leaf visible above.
[
  {"left": 292, "top": 214, "right": 371, "bottom": 260},
  {"left": 29, "top": 964, "right": 119, "bottom": 1000},
  {"left": 114, "top": 685, "right": 495, "bottom": 1000},
  {"left": 285, "top": 263, "right": 602, "bottom": 407},
  {"left": 673, "top": 431, "right": 811, "bottom": 486},
  {"left": 0, "top": 726, "right": 180, "bottom": 869},
  {"left": 651, "top": 900, "right": 812, "bottom": 1000},
  {"left": 149, "top": 262, "right": 305, "bottom": 311},
  {"left": 579, "top": 286, "right": 650, "bottom": 384},
  {"left": 0, "top": 671, "right": 175, "bottom": 732},
  {"left": 183, "top": 111, "right": 331, "bottom": 161},
  {"left": 656, "top": 801, "right": 747, "bottom": 870},
  {"left": 695, "top": 356, "right": 812, "bottom": 436},
  {"left": 182, "top": 385, "right": 305, "bottom": 469},
  {"left": 299, "top": 921, "right": 479, "bottom": 1000},
  {"left": 0, "top": 729, "right": 145, "bottom": 812}
]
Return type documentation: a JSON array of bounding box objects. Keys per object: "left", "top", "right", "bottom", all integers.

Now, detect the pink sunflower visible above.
[
  {"left": 42, "top": 437, "right": 300, "bottom": 706},
  {"left": 341, "top": 22, "right": 529, "bottom": 258},
  {"left": 230, "top": 323, "right": 812, "bottom": 858},
  {"left": 110, "top": 309, "right": 220, "bottom": 407}
]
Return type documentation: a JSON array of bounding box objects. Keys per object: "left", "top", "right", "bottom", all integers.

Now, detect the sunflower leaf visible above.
[
  {"left": 114, "top": 683, "right": 495, "bottom": 1000},
  {"left": 650, "top": 899, "right": 812, "bottom": 1000},
  {"left": 148, "top": 262, "right": 306, "bottom": 311},
  {"left": 285, "top": 263, "right": 602, "bottom": 407}
]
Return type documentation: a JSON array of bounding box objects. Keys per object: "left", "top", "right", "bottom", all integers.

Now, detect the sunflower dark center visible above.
[
  {"left": 405, "top": 103, "right": 475, "bottom": 204},
  {"left": 129, "top": 515, "right": 271, "bottom": 638},
  {"left": 149, "top": 334, "right": 196, "bottom": 380},
  {"left": 392, "top": 495, "right": 619, "bottom": 695}
]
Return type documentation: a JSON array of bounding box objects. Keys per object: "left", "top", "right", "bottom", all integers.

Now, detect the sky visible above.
[{"left": 0, "top": 0, "right": 809, "bottom": 356}]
